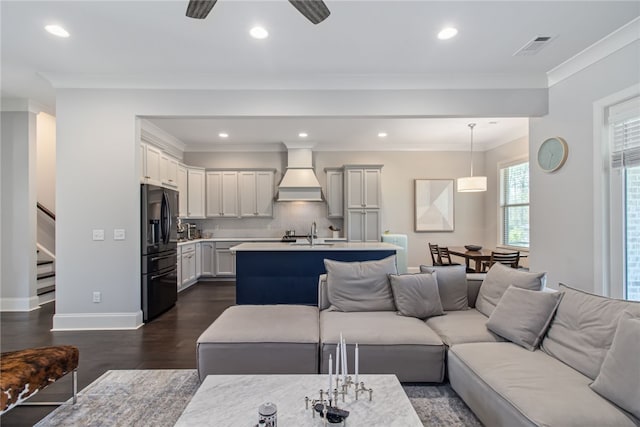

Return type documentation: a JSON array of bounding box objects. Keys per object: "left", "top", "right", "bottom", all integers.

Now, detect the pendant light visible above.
[{"left": 457, "top": 123, "right": 487, "bottom": 192}]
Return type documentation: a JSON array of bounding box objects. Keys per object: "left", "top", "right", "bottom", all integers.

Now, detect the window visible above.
[
  {"left": 609, "top": 96, "right": 640, "bottom": 301},
  {"left": 499, "top": 161, "right": 529, "bottom": 248}
]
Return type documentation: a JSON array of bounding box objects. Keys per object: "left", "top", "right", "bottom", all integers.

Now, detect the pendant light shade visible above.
[{"left": 458, "top": 123, "right": 487, "bottom": 193}]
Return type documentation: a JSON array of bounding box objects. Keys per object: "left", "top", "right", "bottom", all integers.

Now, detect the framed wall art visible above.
[{"left": 414, "top": 179, "right": 455, "bottom": 232}]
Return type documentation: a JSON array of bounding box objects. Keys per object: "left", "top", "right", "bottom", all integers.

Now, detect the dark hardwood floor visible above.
[{"left": 0, "top": 281, "right": 235, "bottom": 426}]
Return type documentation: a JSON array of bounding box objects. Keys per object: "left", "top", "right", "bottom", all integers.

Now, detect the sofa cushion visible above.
[
  {"left": 449, "top": 342, "right": 640, "bottom": 427},
  {"left": 320, "top": 310, "right": 445, "bottom": 382},
  {"left": 591, "top": 311, "right": 640, "bottom": 419},
  {"left": 541, "top": 284, "right": 640, "bottom": 380},
  {"left": 420, "top": 265, "right": 469, "bottom": 311},
  {"left": 486, "top": 286, "right": 563, "bottom": 351},
  {"left": 389, "top": 272, "right": 444, "bottom": 319},
  {"left": 475, "top": 263, "right": 545, "bottom": 317},
  {"left": 425, "top": 309, "right": 505, "bottom": 347},
  {"left": 325, "top": 256, "right": 397, "bottom": 312}
]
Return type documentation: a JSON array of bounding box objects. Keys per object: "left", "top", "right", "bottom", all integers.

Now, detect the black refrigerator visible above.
[{"left": 141, "top": 184, "right": 179, "bottom": 322}]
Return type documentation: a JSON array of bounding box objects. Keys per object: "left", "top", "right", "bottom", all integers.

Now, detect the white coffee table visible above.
[{"left": 175, "top": 374, "right": 422, "bottom": 426}]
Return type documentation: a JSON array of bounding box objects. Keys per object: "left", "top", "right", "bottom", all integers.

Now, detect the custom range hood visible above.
[{"left": 277, "top": 143, "right": 323, "bottom": 202}]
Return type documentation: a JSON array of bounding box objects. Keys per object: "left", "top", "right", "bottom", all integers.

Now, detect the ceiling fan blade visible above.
[
  {"left": 288, "top": 0, "right": 331, "bottom": 24},
  {"left": 186, "top": 0, "right": 218, "bottom": 19}
]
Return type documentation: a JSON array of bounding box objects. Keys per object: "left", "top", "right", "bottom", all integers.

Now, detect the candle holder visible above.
[
  {"left": 305, "top": 388, "right": 350, "bottom": 425},
  {"left": 354, "top": 381, "right": 374, "bottom": 402}
]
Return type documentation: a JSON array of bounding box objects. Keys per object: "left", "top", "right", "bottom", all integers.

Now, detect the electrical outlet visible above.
[
  {"left": 93, "top": 291, "right": 101, "bottom": 303},
  {"left": 92, "top": 229, "right": 105, "bottom": 241},
  {"left": 113, "top": 229, "right": 126, "bottom": 240}
]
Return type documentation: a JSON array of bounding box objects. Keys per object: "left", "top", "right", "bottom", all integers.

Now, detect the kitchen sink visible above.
[{"left": 289, "top": 241, "right": 334, "bottom": 246}]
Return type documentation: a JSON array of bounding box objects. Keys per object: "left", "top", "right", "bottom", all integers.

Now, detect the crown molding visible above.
[
  {"left": 1, "top": 98, "right": 53, "bottom": 115},
  {"left": 139, "top": 119, "right": 186, "bottom": 159},
  {"left": 548, "top": 17, "right": 640, "bottom": 87}
]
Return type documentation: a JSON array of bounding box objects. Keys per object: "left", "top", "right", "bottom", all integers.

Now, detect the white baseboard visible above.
[
  {"left": 52, "top": 311, "right": 143, "bottom": 331},
  {"left": 38, "top": 292, "right": 56, "bottom": 306},
  {"left": 0, "top": 296, "right": 41, "bottom": 312}
]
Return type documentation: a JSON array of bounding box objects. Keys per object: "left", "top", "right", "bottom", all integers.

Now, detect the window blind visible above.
[
  {"left": 610, "top": 96, "right": 640, "bottom": 169},
  {"left": 500, "top": 161, "right": 529, "bottom": 247}
]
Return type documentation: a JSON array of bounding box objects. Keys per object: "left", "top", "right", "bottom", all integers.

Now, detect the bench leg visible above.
[{"left": 20, "top": 369, "right": 78, "bottom": 407}]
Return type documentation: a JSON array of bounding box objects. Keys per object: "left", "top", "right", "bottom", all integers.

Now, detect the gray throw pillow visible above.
[
  {"left": 486, "top": 286, "right": 563, "bottom": 351},
  {"left": 325, "top": 255, "right": 397, "bottom": 312},
  {"left": 541, "top": 284, "right": 640, "bottom": 380},
  {"left": 590, "top": 311, "right": 640, "bottom": 419},
  {"left": 475, "top": 263, "right": 546, "bottom": 317},
  {"left": 389, "top": 273, "right": 444, "bottom": 319},
  {"left": 419, "top": 264, "right": 468, "bottom": 311}
]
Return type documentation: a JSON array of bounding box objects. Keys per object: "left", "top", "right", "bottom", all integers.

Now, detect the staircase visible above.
[
  {"left": 37, "top": 249, "right": 56, "bottom": 305},
  {"left": 37, "top": 202, "right": 56, "bottom": 305}
]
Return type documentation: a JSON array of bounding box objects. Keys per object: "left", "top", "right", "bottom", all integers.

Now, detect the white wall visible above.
[
  {"left": 36, "top": 112, "right": 56, "bottom": 212},
  {"left": 1, "top": 111, "right": 39, "bottom": 311},
  {"left": 53, "top": 87, "right": 546, "bottom": 329},
  {"left": 529, "top": 40, "right": 640, "bottom": 292}
]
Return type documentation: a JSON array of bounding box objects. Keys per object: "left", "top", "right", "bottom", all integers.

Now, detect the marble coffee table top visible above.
[{"left": 175, "top": 374, "right": 422, "bottom": 426}]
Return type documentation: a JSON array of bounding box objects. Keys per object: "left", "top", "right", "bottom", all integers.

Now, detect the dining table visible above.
[{"left": 447, "top": 246, "right": 527, "bottom": 273}]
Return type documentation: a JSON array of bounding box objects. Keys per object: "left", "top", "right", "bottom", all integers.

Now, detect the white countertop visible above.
[
  {"left": 177, "top": 237, "right": 282, "bottom": 246},
  {"left": 231, "top": 241, "right": 401, "bottom": 252}
]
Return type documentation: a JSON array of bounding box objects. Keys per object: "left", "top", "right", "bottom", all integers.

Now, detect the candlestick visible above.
[
  {"left": 335, "top": 340, "right": 340, "bottom": 378},
  {"left": 355, "top": 343, "right": 359, "bottom": 385},
  {"left": 342, "top": 336, "right": 348, "bottom": 379},
  {"left": 328, "top": 354, "right": 333, "bottom": 397}
]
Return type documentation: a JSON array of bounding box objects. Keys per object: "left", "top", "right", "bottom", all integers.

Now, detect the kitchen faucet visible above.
[{"left": 307, "top": 221, "right": 317, "bottom": 246}]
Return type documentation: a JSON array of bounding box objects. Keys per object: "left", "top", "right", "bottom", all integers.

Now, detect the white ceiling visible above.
[{"left": 2, "top": 0, "right": 638, "bottom": 151}]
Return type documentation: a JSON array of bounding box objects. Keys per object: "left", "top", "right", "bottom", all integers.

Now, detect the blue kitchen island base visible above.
[{"left": 235, "top": 246, "right": 397, "bottom": 305}]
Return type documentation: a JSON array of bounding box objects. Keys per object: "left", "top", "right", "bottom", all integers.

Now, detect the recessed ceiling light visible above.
[
  {"left": 45, "top": 24, "right": 70, "bottom": 38},
  {"left": 378, "top": 132, "right": 388, "bottom": 138},
  {"left": 250, "top": 26, "right": 269, "bottom": 39},
  {"left": 218, "top": 132, "right": 229, "bottom": 138},
  {"left": 298, "top": 132, "right": 308, "bottom": 138},
  {"left": 437, "top": 27, "right": 458, "bottom": 40}
]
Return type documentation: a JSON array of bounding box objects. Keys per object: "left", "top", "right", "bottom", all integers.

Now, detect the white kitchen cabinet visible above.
[
  {"left": 187, "top": 168, "right": 206, "bottom": 218},
  {"left": 177, "top": 164, "right": 188, "bottom": 217},
  {"left": 239, "top": 170, "right": 274, "bottom": 217},
  {"left": 160, "top": 154, "right": 179, "bottom": 188},
  {"left": 200, "top": 241, "right": 215, "bottom": 276},
  {"left": 214, "top": 242, "right": 237, "bottom": 276},
  {"left": 176, "top": 245, "right": 182, "bottom": 290},
  {"left": 206, "top": 171, "right": 239, "bottom": 217},
  {"left": 346, "top": 209, "right": 381, "bottom": 242},
  {"left": 140, "top": 143, "right": 147, "bottom": 183},
  {"left": 180, "top": 243, "right": 197, "bottom": 287},
  {"left": 195, "top": 242, "right": 202, "bottom": 278},
  {"left": 345, "top": 166, "right": 382, "bottom": 209},
  {"left": 325, "top": 168, "right": 344, "bottom": 218},
  {"left": 144, "top": 144, "right": 162, "bottom": 185}
]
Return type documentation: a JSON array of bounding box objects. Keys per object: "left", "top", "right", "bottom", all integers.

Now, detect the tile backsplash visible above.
[{"left": 190, "top": 201, "right": 344, "bottom": 239}]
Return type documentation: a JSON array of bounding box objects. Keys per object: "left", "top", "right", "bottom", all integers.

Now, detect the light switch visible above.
[
  {"left": 92, "top": 229, "right": 105, "bottom": 241},
  {"left": 114, "top": 229, "right": 126, "bottom": 241}
]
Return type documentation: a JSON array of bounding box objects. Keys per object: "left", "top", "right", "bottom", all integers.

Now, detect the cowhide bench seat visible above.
[
  {"left": 197, "top": 305, "right": 319, "bottom": 381},
  {"left": 0, "top": 345, "right": 79, "bottom": 414}
]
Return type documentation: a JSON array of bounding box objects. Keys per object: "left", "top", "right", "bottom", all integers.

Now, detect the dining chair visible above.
[
  {"left": 429, "top": 243, "right": 442, "bottom": 266},
  {"left": 437, "top": 246, "right": 461, "bottom": 266},
  {"left": 484, "top": 251, "right": 520, "bottom": 271}
]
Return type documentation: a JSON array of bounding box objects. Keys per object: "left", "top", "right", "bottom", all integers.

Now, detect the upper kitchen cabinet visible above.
[
  {"left": 177, "top": 164, "right": 188, "bottom": 217},
  {"left": 345, "top": 165, "right": 382, "bottom": 209},
  {"left": 140, "top": 143, "right": 162, "bottom": 185},
  {"left": 239, "top": 170, "right": 275, "bottom": 217},
  {"left": 187, "top": 167, "right": 206, "bottom": 218},
  {"left": 325, "top": 168, "right": 344, "bottom": 218},
  {"left": 160, "top": 154, "right": 179, "bottom": 188},
  {"left": 206, "top": 171, "right": 239, "bottom": 218}
]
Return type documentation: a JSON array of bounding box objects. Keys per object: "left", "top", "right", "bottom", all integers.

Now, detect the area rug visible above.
[{"left": 35, "top": 370, "right": 481, "bottom": 426}]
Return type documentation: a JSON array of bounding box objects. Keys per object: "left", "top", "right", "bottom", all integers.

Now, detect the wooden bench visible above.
[{"left": 0, "top": 345, "right": 79, "bottom": 414}]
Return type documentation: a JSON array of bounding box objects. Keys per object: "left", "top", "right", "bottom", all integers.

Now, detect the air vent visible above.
[{"left": 514, "top": 36, "right": 554, "bottom": 56}]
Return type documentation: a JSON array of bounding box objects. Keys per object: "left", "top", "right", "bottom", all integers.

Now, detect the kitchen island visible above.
[{"left": 232, "top": 241, "right": 400, "bottom": 305}]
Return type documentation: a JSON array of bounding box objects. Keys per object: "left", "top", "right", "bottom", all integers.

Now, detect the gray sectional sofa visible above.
[{"left": 197, "top": 259, "right": 640, "bottom": 426}]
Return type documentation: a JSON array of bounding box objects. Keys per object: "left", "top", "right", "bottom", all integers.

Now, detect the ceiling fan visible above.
[{"left": 186, "top": 0, "right": 331, "bottom": 25}]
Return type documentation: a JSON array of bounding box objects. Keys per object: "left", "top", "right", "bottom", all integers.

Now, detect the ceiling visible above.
[{"left": 2, "top": 1, "right": 638, "bottom": 151}]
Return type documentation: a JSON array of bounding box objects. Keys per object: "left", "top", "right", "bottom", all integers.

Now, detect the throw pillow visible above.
[
  {"left": 419, "top": 264, "right": 468, "bottom": 311},
  {"left": 475, "top": 263, "right": 546, "bottom": 317},
  {"left": 389, "top": 272, "right": 444, "bottom": 319},
  {"left": 486, "top": 286, "right": 563, "bottom": 351},
  {"left": 325, "top": 255, "right": 397, "bottom": 312},
  {"left": 590, "top": 311, "right": 640, "bottom": 419}
]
